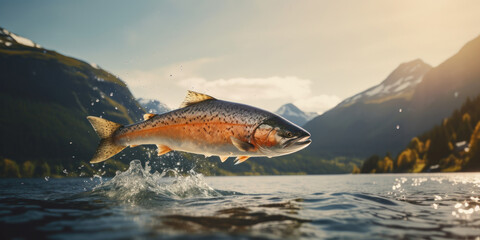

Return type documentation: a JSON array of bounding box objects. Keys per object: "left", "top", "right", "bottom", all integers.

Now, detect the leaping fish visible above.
[{"left": 87, "top": 91, "right": 311, "bottom": 164}]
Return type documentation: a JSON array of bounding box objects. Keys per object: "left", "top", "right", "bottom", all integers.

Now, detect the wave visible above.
[{"left": 91, "top": 160, "right": 222, "bottom": 205}]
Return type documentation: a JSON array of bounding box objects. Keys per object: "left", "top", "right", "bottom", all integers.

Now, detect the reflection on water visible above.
[
  {"left": 159, "top": 201, "right": 309, "bottom": 238},
  {"left": 2, "top": 161, "right": 480, "bottom": 239}
]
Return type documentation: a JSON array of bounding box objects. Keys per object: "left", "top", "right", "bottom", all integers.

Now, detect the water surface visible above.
[{"left": 1, "top": 160, "right": 480, "bottom": 239}]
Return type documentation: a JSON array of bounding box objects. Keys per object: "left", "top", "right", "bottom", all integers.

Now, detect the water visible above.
[{"left": 2, "top": 160, "right": 480, "bottom": 239}]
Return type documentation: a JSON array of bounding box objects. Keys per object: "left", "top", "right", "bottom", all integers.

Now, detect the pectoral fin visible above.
[
  {"left": 219, "top": 156, "right": 229, "bottom": 162},
  {"left": 234, "top": 156, "right": 250, "bottom": 165},
  {"left": 157, "top": 144, "right": 172, "bottom": 156},
  {"left": 143, "top": 113, "right": 157, "bottom": 121},
  {"left": 230, "top": 136, "right": 255, "bottom": 152}
]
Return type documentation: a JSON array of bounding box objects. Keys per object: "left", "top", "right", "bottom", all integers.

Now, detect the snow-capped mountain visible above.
[
  {"left": 275, "top": 103, "right": 317, "bottom": 126},
  {"left": 338, "top": 59, "right": 432, "bottom": 108},
  {"left": 0, "top": 26, "right": 146, "bottom": 167},
  {"left": 137, "top": 98, "right": 170, "bottom": 114},
  {"left": 304, "top": 33, "right": 480, "bottom": 160},
  {"left": 0, "top": 27, "right": 42, "bottom": 48}
]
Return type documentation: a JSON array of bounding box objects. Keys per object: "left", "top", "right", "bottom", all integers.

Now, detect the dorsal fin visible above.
[
  {"left": 179, "top": 90, "right": 215, "bottom": 108},
  {"left": 143, "top": 113, "right": 157, "bottom": 121}
]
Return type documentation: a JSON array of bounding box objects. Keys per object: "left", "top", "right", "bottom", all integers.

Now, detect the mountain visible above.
[
  {"left": 304, "top": 59, "right": 432, "bottom": 158},
  {"left": 0, "top": 27, "right": 146, "bottom": 177},
  {"left": 137, "top": 98, "right": 170, "bottom": 114},
  {"left": 275, "top": 103, "right": 317, "bottom": 126},
  {"left": 361, "top": 93, "right": 480, "bottom": 173},
  {"left": 337, "top": 59, "right": 430, "bottom": 108},
  {"left": 304, "top": 34, "right": 480, "bottom": 160}
]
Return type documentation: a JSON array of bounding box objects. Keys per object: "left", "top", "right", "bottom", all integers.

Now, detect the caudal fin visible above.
[{"left": 87, "top": 116, "right": 126, "bottom": 163}]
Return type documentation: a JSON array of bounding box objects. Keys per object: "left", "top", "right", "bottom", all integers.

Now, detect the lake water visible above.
[{"left": 1, "top": 160, "right": 480, "bottom": 239}]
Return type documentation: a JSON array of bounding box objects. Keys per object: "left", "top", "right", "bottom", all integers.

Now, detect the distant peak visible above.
[
  {"left": 338, "top": 58, "right": 433, "bottom": 108},
  {"left": 397, "top": 58, "right": 431, "bottom": 70},
  {"left": 137, "top": 98, "right": 170, "bottom": 114},
  {"left": 279, "top": 103, "right": 301, "bottom": 111},
  {"left": 380, "top": 59, "right": 432, "bottom": 86}
]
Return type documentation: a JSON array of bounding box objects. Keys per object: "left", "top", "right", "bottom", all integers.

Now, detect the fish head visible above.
[{"left": 253, "top": 116, "right": 311, "bottom": 156}]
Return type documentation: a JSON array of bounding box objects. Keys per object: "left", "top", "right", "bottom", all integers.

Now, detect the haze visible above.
[{"left": 1, "top": 0, "right": 480, "bottom": 113}]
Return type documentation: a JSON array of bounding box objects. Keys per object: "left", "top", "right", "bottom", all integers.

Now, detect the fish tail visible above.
[{"left": 86, "top": 116, "right": 126, "bottom": 163}]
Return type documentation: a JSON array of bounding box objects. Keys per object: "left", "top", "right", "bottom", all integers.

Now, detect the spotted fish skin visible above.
[
  {"left": 87, "top": 91, "right": 311, "bottom": 164},
  {"left": 116, "top": 99, "right": 271, "bottom": 156}
]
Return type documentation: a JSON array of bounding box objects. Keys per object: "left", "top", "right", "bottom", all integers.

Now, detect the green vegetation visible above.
[
  {"left": 360, "top": 94, "right": 480, "bottom": 173},
  {"left": 0, "top": 32, "right": 145, "bottom": 178},
  {"left": 206, "top": 154, "right": 364, "bottom": 176}
]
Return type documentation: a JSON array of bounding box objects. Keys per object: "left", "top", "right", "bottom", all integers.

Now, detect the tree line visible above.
[{"left": 360, "top": 94, "right": 480, "bottom": 173}]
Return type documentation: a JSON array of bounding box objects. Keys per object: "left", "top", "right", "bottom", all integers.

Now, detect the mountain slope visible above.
[
  {"left": 304, "top": 59, "right": 432, "bottom": 158},
  {"left": 304, "top": 35, "right": 480, "bottom": 160},
  {"left": 338, "top": 59, "right": 430, "bottom": 108},
  {"left": 0, "top": 27, "right": 145, "bottom": 174},
  {"left": 361, "top": 93, "right": 480, "bottom": 173},
  {"left": 275, "top": 103, "right": 317, "bottom": 126}
]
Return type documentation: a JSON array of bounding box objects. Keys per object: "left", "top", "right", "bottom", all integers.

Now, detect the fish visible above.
[{"left": 87, "top": 91, "right": 311, "bottom": 164}]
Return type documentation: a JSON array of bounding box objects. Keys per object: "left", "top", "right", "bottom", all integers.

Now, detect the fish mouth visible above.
[{"left": 283, "top": 135, "right": 312, "bottom": 149}]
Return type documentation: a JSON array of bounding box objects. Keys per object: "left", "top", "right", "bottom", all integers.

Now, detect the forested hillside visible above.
[{"left": 361, "top": 94, "right": 480, "bottom": 173}]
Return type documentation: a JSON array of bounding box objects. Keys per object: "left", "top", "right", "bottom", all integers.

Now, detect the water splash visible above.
[{"left": 92, "top": 160, "right": 221, "bottom": 205}]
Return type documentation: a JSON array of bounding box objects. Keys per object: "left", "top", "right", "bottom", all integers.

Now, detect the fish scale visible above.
[{"left": 87, "top": 91, "right": 311, "bottom": 164}]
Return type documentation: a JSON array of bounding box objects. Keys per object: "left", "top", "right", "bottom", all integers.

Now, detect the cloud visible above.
[
  {"left": 123, "top": 58, "right": 216, "bottom": 88},
  {"left": 178, "top": 76, "right": 311, "bottom": 101},
  {"left": 178, "top": 76, "right": 340, "bottom": 114},
  {"left": 294, "top": 95, "right": 341, "bottom": 114},
  {"left": 118, "top": 58, "right": 340, "bottom": 114},
  {"left": 116, "top": 58, "right": 217, "bottom": 108}
]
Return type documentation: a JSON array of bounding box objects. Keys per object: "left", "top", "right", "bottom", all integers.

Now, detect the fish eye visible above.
[{"left": 284, "top": 131, "right": 294, "bottom": 138}]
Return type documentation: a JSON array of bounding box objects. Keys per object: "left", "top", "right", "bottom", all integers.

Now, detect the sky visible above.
[{"left": 1, "top": 0, "right": 480, "bottom": 114}]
